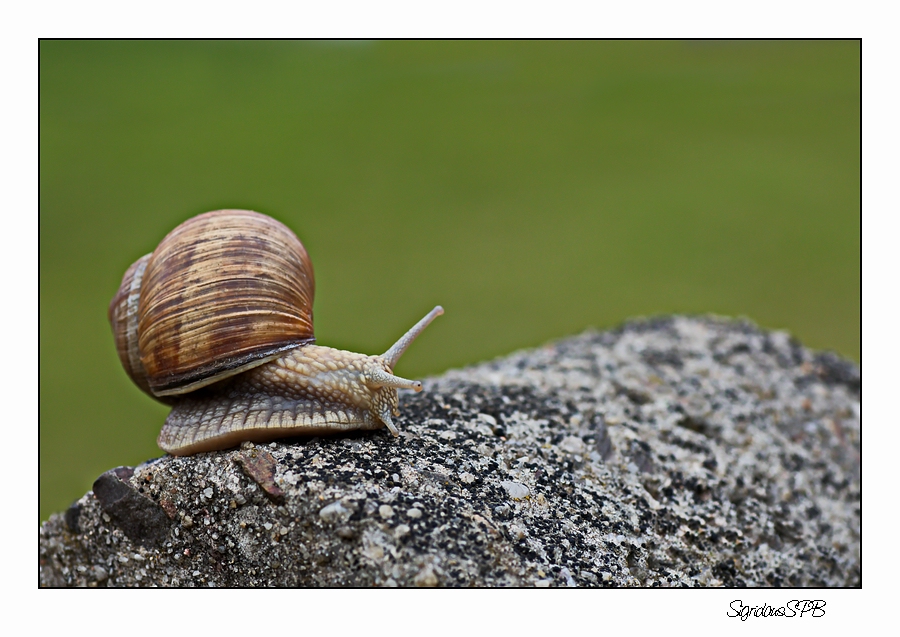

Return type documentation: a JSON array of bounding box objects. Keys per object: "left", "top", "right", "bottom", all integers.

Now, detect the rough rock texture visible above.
[{"left": 40, "top": 316, "right": 861, "bottom": 587}]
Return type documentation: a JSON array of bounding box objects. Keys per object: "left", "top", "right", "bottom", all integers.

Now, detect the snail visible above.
[{"left": 109, "top": 209, "right": 443, "bottom": 456}]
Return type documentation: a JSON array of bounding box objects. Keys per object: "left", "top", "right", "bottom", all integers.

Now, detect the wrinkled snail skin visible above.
[
  {"left": 158, "top": 310, "right": 443, "bottom": 455},
  {"left": 109, "top": 209, "right": 443, "bottom": 456}
]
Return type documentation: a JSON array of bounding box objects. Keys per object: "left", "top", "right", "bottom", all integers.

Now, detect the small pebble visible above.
[
  {"left": 500, "top": 481, "right": 530, "bottom": 500},
  {"left": 559, "top": 436, "right": 586, "bottom": 454},
  {"left": 394, "top": 524, "right": 410, "bottom": 539},
  {"left": 413, "top": 564, "right": 439, "bottom": 587},
  {"left": 406, "top": 508, "right": 423, "bottom": 519},
  {"left": 479, "top": 413, "right": 497, "bottom": 426},
  {"left": 319, "top": 501, "right": 351, "bottom": 524},
  {"left": 336, "top": 526, "right": 356, "bottom": 539},
  {"left": 379, "top": 504, "right": 394, "bottom": 519},
  {"left": 507, "top": 524, "right": 526, "bottom": 540}
]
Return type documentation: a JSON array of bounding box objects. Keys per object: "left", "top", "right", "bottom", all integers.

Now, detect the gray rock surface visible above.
[{"left": 39, "top": 315, "right": 861, "bottom": 587}]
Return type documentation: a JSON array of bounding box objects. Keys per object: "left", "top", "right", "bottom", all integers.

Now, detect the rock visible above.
[
  {"left": 90, "top": 467, "right": 171, "bottom": 548},
  {"left": 39, "top": 316, "right": 860, "bottom": 587}
]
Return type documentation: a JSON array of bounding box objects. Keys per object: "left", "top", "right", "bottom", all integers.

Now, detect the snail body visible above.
[{"left": 109, "top": 209, "right": 443, "bottom": 456}]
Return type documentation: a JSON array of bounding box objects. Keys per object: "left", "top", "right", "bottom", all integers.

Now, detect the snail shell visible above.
[
  {"left": 109, "top": 209, "right": 315, "bottom": 398},
  {"left": 109, "top": 209, "right": 442, "bottom": 455}
]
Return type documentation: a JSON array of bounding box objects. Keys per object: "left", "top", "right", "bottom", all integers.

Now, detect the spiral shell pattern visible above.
[{"left": 111, "top": 210, "right": 316, "bottom": 397}]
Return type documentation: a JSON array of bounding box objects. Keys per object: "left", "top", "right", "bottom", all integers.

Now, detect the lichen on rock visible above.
[{"left": 39, "top": 315, "right": 860, "bottom": 587}]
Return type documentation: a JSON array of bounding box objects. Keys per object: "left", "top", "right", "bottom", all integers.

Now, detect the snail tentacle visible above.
[
  {"left": 367, "top": 367, "right": 424, "bottom": 392},
  {"left": 382, "top": 306, "right": 444, "bottom": 369}
]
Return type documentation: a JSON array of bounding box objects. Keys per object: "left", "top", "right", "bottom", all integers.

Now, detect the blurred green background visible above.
[{"left": 40, "top": 40, "right": 860, "bottom": 522}]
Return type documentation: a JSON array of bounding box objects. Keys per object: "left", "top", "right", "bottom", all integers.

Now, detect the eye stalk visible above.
[{"left": 382, "top": 306, "right": 444, "bottom": 370}]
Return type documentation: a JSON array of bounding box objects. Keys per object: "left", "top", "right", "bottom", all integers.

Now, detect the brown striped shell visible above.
[
  {"left": 109, "top": 210, "right": 316, "bottom": 398},
  {"left": 109, "top": 253, "right": 153, "bottom": 396}
]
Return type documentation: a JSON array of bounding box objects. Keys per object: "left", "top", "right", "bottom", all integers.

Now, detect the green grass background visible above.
[{"left": 40, "top": 40, "right": 860, "bottom": 522}]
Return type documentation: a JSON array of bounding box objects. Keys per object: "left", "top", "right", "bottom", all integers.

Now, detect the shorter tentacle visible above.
[
  {"left": 367, "top": 367, "right": 423, "bottom": 392},
  {"left": 377, "top": 402, "right": 400, "bottom": 437}
]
